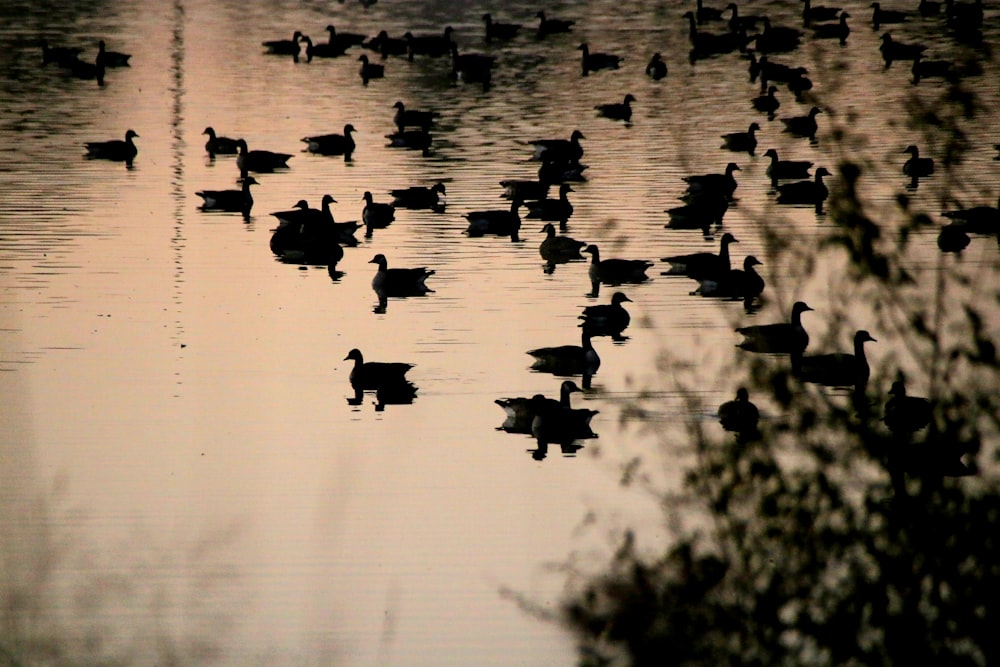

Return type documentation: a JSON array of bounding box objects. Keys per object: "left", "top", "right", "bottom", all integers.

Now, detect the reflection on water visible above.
[{"left": 2, "top": 0, "right": 1000, "bottom": 663}]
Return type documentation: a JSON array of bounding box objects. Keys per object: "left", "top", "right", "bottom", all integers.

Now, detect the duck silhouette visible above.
[
  {"left": 579, "top": 291, "right": 632, "bottom": 339},
  {"left": 736, "top": 301, "right": 813, "bottom": 354},
  {"left": 661, "top": 232, "right": 738, "bottom": 282},
  {"left": 203, "top": 127, "right": 239, "bottom": 157},
  {"left": 195, "top": 176, "right": 258, "bottom": 217},
  {"left": 301, "top": 124, "right": 356, "bottom": 160},
  {"left": 718, "top": 387, "right": 760, "bottom": 437},
  {"left": 85, "top": 129, "right": 138, "bottom": 165}
]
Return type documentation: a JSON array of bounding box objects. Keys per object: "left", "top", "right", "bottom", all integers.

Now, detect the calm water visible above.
[{"left": 2, "top": 0, "right": 999, "bottom": 664}]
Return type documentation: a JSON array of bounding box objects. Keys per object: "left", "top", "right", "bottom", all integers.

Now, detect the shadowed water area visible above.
[{"left": 2, "top": 0, "right": 1000, "bottom": 664}]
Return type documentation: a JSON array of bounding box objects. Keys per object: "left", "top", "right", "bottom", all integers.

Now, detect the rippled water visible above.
[{"left": 2, "top": 0, "right": 999, "bottom": 664}]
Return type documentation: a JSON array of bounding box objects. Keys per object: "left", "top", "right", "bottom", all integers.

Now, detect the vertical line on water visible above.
[{"left": 170, "top": 0, "right": 186, "bottom": 396}]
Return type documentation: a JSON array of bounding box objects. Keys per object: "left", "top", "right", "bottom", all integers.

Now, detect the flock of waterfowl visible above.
[{"left": 56, "top": 0, "right": 995, "bottom": 462}]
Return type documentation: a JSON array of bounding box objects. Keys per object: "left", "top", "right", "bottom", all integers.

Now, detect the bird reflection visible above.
[
  {"left": 348, "top": 381, "right": 419, "bottom": 410},
  {"left": 527, "top": 441, "right": 585, "bottom": 460}
]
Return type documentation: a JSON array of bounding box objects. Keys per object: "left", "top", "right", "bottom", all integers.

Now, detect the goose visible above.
[
  {"left": 195, "top": 176, "right": 258, "bottom": 215},
  {"left": 262, "top": 31, "right": 302, "bottom": 56},
  {"left": 717, "top": 388, "right": 760, "bottom": 435},
  {"left": 665, "top": 195, "right": 729, "bottom": 232},
  {"left": 369, "top": 254, "right": 434, "bottom": 295},
  {"left": 883, "top": 378, "right": 931, "bottom": 436},
  {"left": 763, "top": 148, "right": 813, "bottom": 186},
  {"left": 595, "top": 94, "right": 636, "bottom": 122},
  {"left": 392, "top": 101, "right": 438, "bottom": 132},
  {"left": 539, "top": 223, "right": 587, "bottom": 263},
  {"left": 362, "top": 191, "right": 396, "bottom": 233},
  {"left": 695, "top": 0, "right": 726, "bottom": 23},
  {"left": 96, "top": 40, "right": 130, "bottom": 67},
  {"left": 40, "top": 38, "right": 82, "bottom": 67},
  {"left": 721, "top": 122, "right": 761, "bottom": 155},
  {"left": 449, "top": 42, "right": 494, "bottom": 85},
  {"left": 911, "top": 52, "right": 953, "bottom": 84},
  {"left": 870, "top": 2, "right": 909, "bottom": 30},
  {"left": 781, "top": 107, "right": 822, "bottom": 140},
  {"left": 301, "top": 124, "right": 356, "bottom": 159},
  {"left": 683, "top": 162, "right": 741, "bottom": 199},
  {"left": 525, "top": 184, "right": 574, "bottom": 226},
  {"left": 390, "top": 182, "right": 446, "bottom": 210},
  {"left": 364, "top": 30, "right": 407, "bottom": 58},
  {"left": 496, "top": 381, "right": 596, "bottom": 434},
  {"left": 646, "top": 53, "right": 668, "bottom": 80},
  {"left": 726, "top": 3, "right": 766, "bottom": 32},
  {"left": 749, "top": 53, "right": 805, "bottom": 84},
  {"left": 324, "top": 24, "right": 367, "bottom": 50},
  {"left": 736, "top": 301, "right": 813, "bottom": 354},
  {"left": 302, "top": 34, "right": 349, "bottom": 61},
  {"left": 84, "top": 129, "right": 138, "bottom": 164},
  {"left": 269, "top": 195, "right": 361, "bottom": 248},
  {"left": 661, "top": 232, "right": 738, "bottom": 282},
  {"left": 344, "top": 348, "right": 413, "bottom": 391},
  {"left": 530, "top": 130, "right": 585, "bottom": 165},
  {"left": 527, "top": 327, "right": 601, "bottom": 378},
  {"left": 776, "top": 166, "right": 831, "bottom": 209},
  {"left": 465, "top": 199, "right": 523, "bottom": 241},
  {"left": 358, "top": 54, "right": 384, "bottom": 84},
  {"left": 694, "top": 255, "right": 764, "bottom": 306},
  {"left": 584, "top": 244, "right": 653, "bottom": 286},
  {"left": 752, "top": 85, "right": 780, "bottom": 118},
  {"left": 203, "top": 127, "right": 239, "bottom": 157},
  {"left": 536, "top": 11, "right": 575, "bottom": 37},
  {"left": 937, "top": 223, "right": 970, "bottom": 252},
  {"left": 530, "top": 389, "right": 599, "bottom": 447},
  {"left": 879, "top": 33, "right": 926, "bottom": 68},
  {"left": 578, "top": 43, "right": 622, "bottom": 76},
  {"left": 903, "top": 145, "right": 934, "bottom": 178},
  {"left": 682, "top": 11, "right": 743, "bottom": 57},
  {"left": 483, "top": 13, "right": 521, "bottom": 42},
  {"left": 793, "top": 330, "right": 876, "bottom": 390},
  {"left": 235, "top": 138, "right": 292, "bottom": 177},
  {"left": 754, "top": 18, "right": 802, "bottom": 54},
  {"left": 802, "top": 0, "right": 842, "bottom": 24},
  {"left": 786, "top": 69, "right": 814, "bottom": 100},
  {"left": 579, "top": 292, "right": 632, "bottom": 339},
  {"left": 811, "top": 12, "right": 850, "bottom": 44},
  {"left": 68, "top": 55, "right": 105, "bottom": 85},
  {"left": 500, "top": 179, "right": 550, "bottom": 202},
  {"left": 941, "top": 197, "right": 999, "bottom": 234},
  {"left": 404, "top": 27, "right": 454, "bottom": 60}
]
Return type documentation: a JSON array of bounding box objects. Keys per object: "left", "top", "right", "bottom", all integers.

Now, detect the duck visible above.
[
  {"left": 344, "top": 348, "right": 413, "bottom": 391},
  {"left": 392, "top": 101, "right": 438, "bottom": 132},
  {"left": 363, "top": 30, "right": 408, "bottom": 58},
  {"left": 754, "top": 18, "right": 802, "bottom": 54},
  {"left": 578, "top": 43, "right": 622, "bottom": 76},
  {"left": 682, "top": 11, "right": 743, "bottom": 58},
  {"left": 937, "top": 223, "right": 970, "bottom": 252},
  {"left": 496, "top": 380, "right": 597, "bottom": 437},
  {"left": 721, "top": 122, "right": 761, "bottom": 155},
  {"left": 40, "top": 38, "right": 82, "bottom": 67},
  {"left": 736, "top": 301, "right": 813, "bottom": 354},
  {"left": 67, "top": 55, "right": 105, "bottom": 86},
  {"left": 726, "top": 3, "right": 766, "bottom": 32},
  {"left": 324, "top": 24, "right": 367, "bottom": 51},
  {"left": 717, "top": 388, "right": 760, "bottom": 435},
  {"left": 883, "top": 377, "right": 932, "bottom": 436},
  {"left": 595, "top": 94, "right": 636, "bottom": 122},
  {"left": 811, "top": 12, "right": 850, "bottom": 44},
  {"left": 646, "top": 52, "right": 668, "bottom": 80},
  {"left": 358, "top": 54, "right": 384, "bottom": 84},
  {"left": 749, "top": 53, "right": 805, "bottom": 84},
  {"left": 449, "top": 42, "right": 495, "bottom": 84},
  {"left": 539, "top": 222, "right": 587, "bottom": 263},
  {"left": 661, "top": 232, "right": 738, "bottom": 282},
  {"left": 525, "top": 184, "right": 574, "bottom": 227},
  {"left": 203, "top": 127, "right": 240, "bottom": 157},
  {"left": 269, "top": 195, "right": 361, "bottom": 249},
  {"left": 584, "top": 244, "right": 653, "bottom": 286},
  {"left": 911, "top": 52, "right": 953, "bottom": 84},
  {"left": 483, "top": 13, "right": 521, "bottom": 42},
  {"left": 941, "top": 197, "right": 999, "bottom": 234},
  {"left": 579, "top": 292, "right": 632, "bottom": 339},
  {"left": 529, "top": 392, "right": 598, "bottom": 449},
  {"left": 776, "top": 166, "right": 831, "bottom": 209},
  {"left": 903, "top": 145, "right": 934, "bottom": 178},
  {"left": 362, "top": 191, "right": 396, "bottom": 234},
  {"left": 369, "top": 254, "right": 434, "bottom": 296},
  {"left": 683, "top": 162, "right": 741, "bottom": 200},
  {"left": 235, "top": 138, "right": 292, "bottom": 177},
  {"left": 781, "top": 107, "right": 822, "bottom": 140},
  {"left": 752, "top": 85, "right": 781, "bottom": 118},
  {"left": 465, "top": 200, "right": 523, "bottom": 241},
  {"left": 536, "top": 11, "right": 575, "bottom": 37},
  {"left": 301, "top": 124, "right": 356, "bottom": 160},
  {"left": 695, "top": 0, "right": 726, "bottom": 22},
  {"left": 763, "top": 148, "right": 813, "bottom": 187},
  {"left": 84, "top": 129, "right": 138, "bottom": 164},
  {"left": 802, "top": 0, "right": 842, "bottom": 24},
  {"left": 195, "top": 176, "right": 258, "bottom": 215},
  {"left": 794, "top": 330, "right": 876, "bottom": 390},
  {"left": 530, "top": 130, "right": 585, "bottom": 165},
  {"left": 786, "top": 69, "right": 814, "bottom": 100},
  {"left": 302, "top": 34, "right": 348, "bottom": 61},
  {"left": 879, "top": 32, "right": 926, "bottom": 68},
  {"left": 870, "top": 2, "right": 909, "bottom": 30},
  {"left": 96, "top": 40, "right": 130, "bottom": 67},
  {"left": 262, "top": 31, "right": 302, "bottom": 56},
  {"left": 500, "top": 179, "right": 550, "bottom": 202},
  {"left": 527, "top": 327, "right": 601, "bottom": 378},
  {"left": 693, "top": 255, "right": 765, "bottom": 306},
  {"left": 404, "top": 27, "right": 454, "bottom": 60},
  {"left": 390, "top": 182, "right": 446, "bottom": 210}
]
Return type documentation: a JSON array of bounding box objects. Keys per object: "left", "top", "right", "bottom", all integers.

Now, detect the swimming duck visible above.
[
  {"left": 752, "top": 85, "right": 781, "bottom": 118},
  {"left": 301, "top": 124, "right": 356, "bottom": 160},
  {"left": 584, "top": 244, "right": 653, "bottom": 286},
  {"left": 344, "top": 348, "right": 413, "bottom": 391},
  {"left": 525, "top": 184, "right": 574, "bottom": 226},
  {"left": 536, "top": 11, "right": 575, "bottom": 37},
  {"left": 683, "top": 162, "right": 741, "bottom": 199},
  {"left": 879, "top": 32, "right": 926, "bottom": 68},
  {"left": 717, "top": 388, "right": 760, "bottom": 435},
  {"left": 646, "top": 53, "right": 668, "bottom": 80},
  {"left": 302, "top": 34, "right": 348, "bottom": 61},
  {"left": 324, "top": 24, "right": 367, "bottom": 51},
  {"left": 449, "top": 42, "right": 494, "bottom": 86},
  {"left": 754, "top": 18, "right": 802, "bottom": 54},
  {"left": 695, "top": 0, "right": 726, "bottom": 22},
  {"left": 911, "top": 52, "right": 953, "bottom": 84},
  {"left": 392, "top": 101, "right": 438, "bottom": 132},
  {"left": 496, "top": 380, "right": 596, "bottom": 437},
  {"left": 776, "top": 166, "right": 831, "bottom": 209},
  {"left": 362, "top": 191, "right": 396, "bottom": 234},
  {"left": 578, "top": 43, "right": 622, "bottom": 76},
  {"left": 883, "top": 378, "right": 931, "bottom": 436},
  {"left": 404, "top": 27, "right": 454, "bottom": 60},
  {"left": 870, "top": 2, "right": 909, "bottom": 30},
  {"left": 40, "top": 38, "right": 82, "bottom": 67},
  {"left": 941, "top": 197, "right": 999, "bottom": 234},
  {"left": 539, "top": 222, "right": 587, "bottom": 263},
  {"left": 781, "top": 107, "right": 822, "bottom": 140},
  {"left": 661, "top": 232, "right": 738, "bottom": 282},
  {"left": 736, "top": 301, "right": 813, "bottom": 354},
  {"left": 748, "top": 53, "right": 805, "bottom": 84},
  {"left": 527, "top": 327, "right": 601, "bottom": 378},
  {"left": 500, "top": 179, "right": 550, "bottom": 202},
  {"left": 721, "top": 122, "right": 760, "bottom": 155},
  {"left": 483, "top": 13, "right": 521, "bottom": 42},
  {"left": 811, "top": 12, "right": 850, "bottom": 44},
  {"left": 369, "top": 253, "right": 434, "bottom": 295},
  {"left": 270, "top": 195, "right": 360, "bottom": 248},
  {"left": 763, "top": 148, "right": 813, "bottom": 187},
  {"left": 262, "top": 31, "right": 302, "bottom": 56},
  {"left": 235, "top": 138, "right": 292, "bottom": 177},
  {"left": 596, "top": 94, "right": 636, "bottom": 122},
  {"left": 203, "top": 127, "right": 240, "bottom": 157},
  {"left": 902, "top": 145, "right": 934, "bottom": 178},
  {"left": 390, "top": 182, "right": 446, "bottom": 210},
  {"left": 96, "top": 40, "right": 130, "bottom": 67},
  {"left": 358, "top": 54, "right": 384, "bottom": 84},
  {"left": 802, "top": 0, "right": 842, "bottom": 24},
  {"left": 794, "top": 330, "right": 876, "bottom": 390},
  {"left": 579, "top": 291, "right": 632, "bottom": 339},
  {"left": 530, "top": 130, "right": 585, "bottom": 165},
  {"left": 726, "top": 3, "right": 766, "bottom": 32},
  {"left": 682, "top": 11, "right": 743, "bottom": 58},
  {"left": 465, "top": 200, "right": 523, "bottom": 241},
  {"left": 68, "top": 55, "right": 105, "bottom": 85},
  {"left": 364, "top": 30, "right": 407, "bottom": 58},
  {"left": 195, "top": 176, "right": 258, "bottom": 215},
  {"left": 84, "top": 129, "right": 138, "bottom": 164},
  {"left": 694, "top": 255, "right": 764, "bottom": 306}
]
